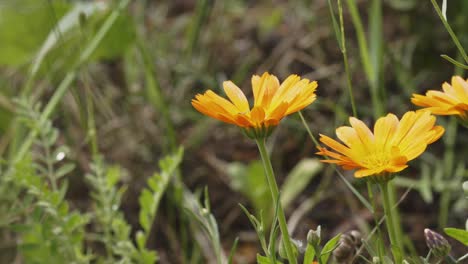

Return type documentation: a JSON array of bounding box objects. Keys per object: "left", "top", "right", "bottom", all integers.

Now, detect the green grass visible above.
[{"left": 0, "top": 1, "right": 467, "bottom": 263}]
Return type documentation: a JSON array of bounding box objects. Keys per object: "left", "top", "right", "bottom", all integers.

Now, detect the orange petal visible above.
[
  {"left": 223, "top": 81, "right": 250, "bottom": 113},
  {"left": 251, "top": 106, "right": 266, "bottom": 125}
]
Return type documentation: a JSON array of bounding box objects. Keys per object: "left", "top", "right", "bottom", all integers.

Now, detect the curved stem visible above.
[{"left": 256, "top": 138, "right": 296, "bottom": 264}]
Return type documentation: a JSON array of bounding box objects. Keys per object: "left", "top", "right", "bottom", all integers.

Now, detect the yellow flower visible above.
[
  {"left": 412, "top": 76, "right": 468, "bottom": 123},
  {"left": 191, "top": 72, "right": 317, "bottom": 138},
  {"left": 317, "top": 111, "right": 444, "bottom": 178}
]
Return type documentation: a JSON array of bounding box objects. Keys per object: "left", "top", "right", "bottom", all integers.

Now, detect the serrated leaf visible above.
[
  {"left": 55, "top": 163, "right": 75, "bottom": 179},
  {"left": 135, "top": 230, "right": 146, "bottom": 250},
  {"left": 444, "top": 227, "right": 468, "bottom": 246},
  {"left": 106, "top": 165, "right": 121, "bottom": 187}
]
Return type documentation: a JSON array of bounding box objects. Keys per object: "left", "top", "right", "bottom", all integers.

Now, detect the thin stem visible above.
[
  {"left": 255, "top": 138, "right": 296, "bottom": 264},
  {"left": 44, "top": 140, "right": 57, "bottom": 192},
  {"left": 445, "top": 255, "right": 458, "bottom": 264},
  {"left": 6, "top": 0, "right": 131, "bottom": 177},
  {"left": 338, "top": 0, "right": 357, "bottom": 118},
  {"left": 298, "top": 111, "right": 319, "bottom": 147},
  {"left": 366, "top": 182, "right": 384, "bottom": 259},
  {"left": 439, "top": 117, "right": 457, "bottom": 228},
  {"left": 458, "top": 252, "right": 468, "bottom": 262},
  {"left": 430, "top": 0, "right": 468, "bottom": 64},
  {"left": 345, "top": 0, "right": 373, "bottom": 80},
  {"left": 379, "top": 182, "right": 402, "bottom": 263}
]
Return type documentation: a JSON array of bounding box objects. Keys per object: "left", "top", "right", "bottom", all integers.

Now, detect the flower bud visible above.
[
  {"left": 424, "top": 228, "right": 451, "bottom": 257},
  {"left": 307, "top": 225, "right": 321, "bottom": 246}
]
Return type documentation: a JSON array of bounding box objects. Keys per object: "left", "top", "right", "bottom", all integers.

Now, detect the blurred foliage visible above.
[
  {"left": 0, "top": 0, "right": 467, "bottom": 263},
  {"left": 0, "top": 0, "right": 135, "bottom": 75}
]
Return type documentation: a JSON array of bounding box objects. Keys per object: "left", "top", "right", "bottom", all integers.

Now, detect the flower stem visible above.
[
  {"left": 256, "top": 138, "right": 296, "bottom": 264},
  {"left": 379, "top": 182, "right": 402, "bottom": 263}
]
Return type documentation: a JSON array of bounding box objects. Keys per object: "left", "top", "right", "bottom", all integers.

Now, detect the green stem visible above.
[
  {"left": 367, "top": 182, "right": 385, "bottom": 259},
  {"left": 445, "top": 255, "right": 458, "bottom": 264},
  {"left": 298, "top": 111, "right": 319, "bottom": 147},
  {"left": 430, "top": 0, "right": 468, "bottom": 64},
  {"left": 379, "top": 182, "right": 402, "bottom": 263},
  {"left": 337, "top": 0, "right": 357, "bottom": 118},
  {"left": 439, "top": 117, "right": 457, "bottom": 228},
  {"left": 255, "top": 138, "right": 296, "bottom": 264},
  {"left": 6, "top": 0, "right": 131, "bottom": 177}
]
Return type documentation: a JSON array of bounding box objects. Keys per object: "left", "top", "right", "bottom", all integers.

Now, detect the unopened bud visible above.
[
  {"left": 307, "top": 225, "right": 321, "bottom": 246},
  {"left": 424, "top": 228, "right": 451, "bottom": 257}
]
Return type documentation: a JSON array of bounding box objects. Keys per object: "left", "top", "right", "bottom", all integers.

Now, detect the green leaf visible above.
[
  {"left": 256, "top": 254, "right": 282, "bottom": 264},
  {"left": 227, "top": 161, "right": 270, "bottom": 217},
  {"left": 320, "top": 233, "right": 341, "bottom": 263},
  {"left": 135, "top": 230, "right": 146, "bottom": 250},
  {"left": 55, "top": 163, "right": 75, "bottom": 179},
  {"left": 30, "top": 1, "right": 107, "bottom": 74},
  {"left": 0, "top": 0, "right": 69, "bottom": 66},
  {"left": 137, "top": 148, "right": 183, "bottom": 236},
  {"left": 441, "top": 54, "right": 468, "bottom": 70},
  {"left": 138, "top": 189, "right": 153, "bottom": 232},
  {"left": 444, "top": 227, "right": 468, "bottom": 246},
  {"left": 106, "top": 165, "right": 121, "bottom": 187},
  {"left": 281, "top": 158, "right": 322, "bottom": 208},
  {"left": 228, "top": 237, "right": 239, "bottom": 264},
  {"left": 303, "top": 244, "right": 316, "bottom": 264}
]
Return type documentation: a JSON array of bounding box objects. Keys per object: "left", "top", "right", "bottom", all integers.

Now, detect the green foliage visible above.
[
  {"left": 0, "top": 0, "right": 69, "bottom": 66},
  {"left": 86, "top": 152, "right": 183, "bottom": 264},
  {"left": 184, "top": 188, "right": 228, "bottom": 264},
  {"left": 280, "top": 158, "right": 322, "bottom": 208},
  {"left": 319, "top": 233, "right": 341, "bottom": 264},
  {"left": 11, "top": 98, "right": 91, "bottom": 263},
  {"left": 0, "top": 0, "right": 135, "bottom": 74},
  {"left": 138, "top": 147, "right": 183, "bottom": 244},
  {"left": 444, "top": 228, "right": 468, "bottom": 246},
  {"left": 227, "top": 161, "right": 270, "bottom": 217},
  {"left": 256, "top": 254, "right": 282, "bottom": 264},
  {"left": 227, "top": 158, "right": 322, "bottom": 219},
  {"left": 302, "top": 244, "right": 315, "bottom": 264}
]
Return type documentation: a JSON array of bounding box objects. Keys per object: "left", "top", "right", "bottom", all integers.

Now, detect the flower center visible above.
[{"left": 361, "top": 151, "right": 391, "bottom": 168}]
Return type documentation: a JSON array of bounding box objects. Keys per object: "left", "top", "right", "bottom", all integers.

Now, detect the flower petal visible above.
[{"left": 223, "top": 81, "right": 250, "bottom": 113}]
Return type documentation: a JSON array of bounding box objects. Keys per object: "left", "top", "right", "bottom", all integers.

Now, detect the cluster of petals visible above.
[
  {"left": 317, "top": 111, "right": 444, "bottom": 178},
  {"left": 191, "top": 72, "right": 317, "bottom": 130},
  {"left": 412, "top": 76, "right": 468, "bottom": 121}
]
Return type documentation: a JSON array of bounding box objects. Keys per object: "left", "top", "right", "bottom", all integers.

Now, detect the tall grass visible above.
[{"left": 0, "top": 1, "right": 467, "bottom": 263}]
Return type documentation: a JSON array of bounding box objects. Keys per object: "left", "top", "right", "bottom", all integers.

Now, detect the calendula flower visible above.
[
  {"left": 191, "top": 72, "right": 317, "bottom": 138},
  {"left": 412, "top": 76, "right": 468, "bottom": 125},
  {"left": 317, "top": 111, "right": 444, "bottom": 180}
]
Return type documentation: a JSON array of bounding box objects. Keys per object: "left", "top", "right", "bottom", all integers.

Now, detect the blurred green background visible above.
[{"left": 0, "top": 0, "right": 467, "bottom": 263}]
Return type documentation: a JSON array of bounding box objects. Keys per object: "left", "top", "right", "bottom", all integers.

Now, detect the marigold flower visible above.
[
  {"left": 317, "top": 111, "right": 444, "bottom": 178},
  {"left": 191, "top": 72, "right": 317, "bottom": 138},
  {"left": 412, "top": 76, "right": 468, "bottom": 125}
]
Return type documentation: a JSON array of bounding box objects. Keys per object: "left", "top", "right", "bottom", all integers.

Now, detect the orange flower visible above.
[
  {"left": 412, "top": 76, "right": 468, "bottom": 124},
  {"left": 317, "top": 111, "right": 444, "bottom": 179},
  {"left": 191, "top": 72, "right": 317, "bottom": 138}
]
